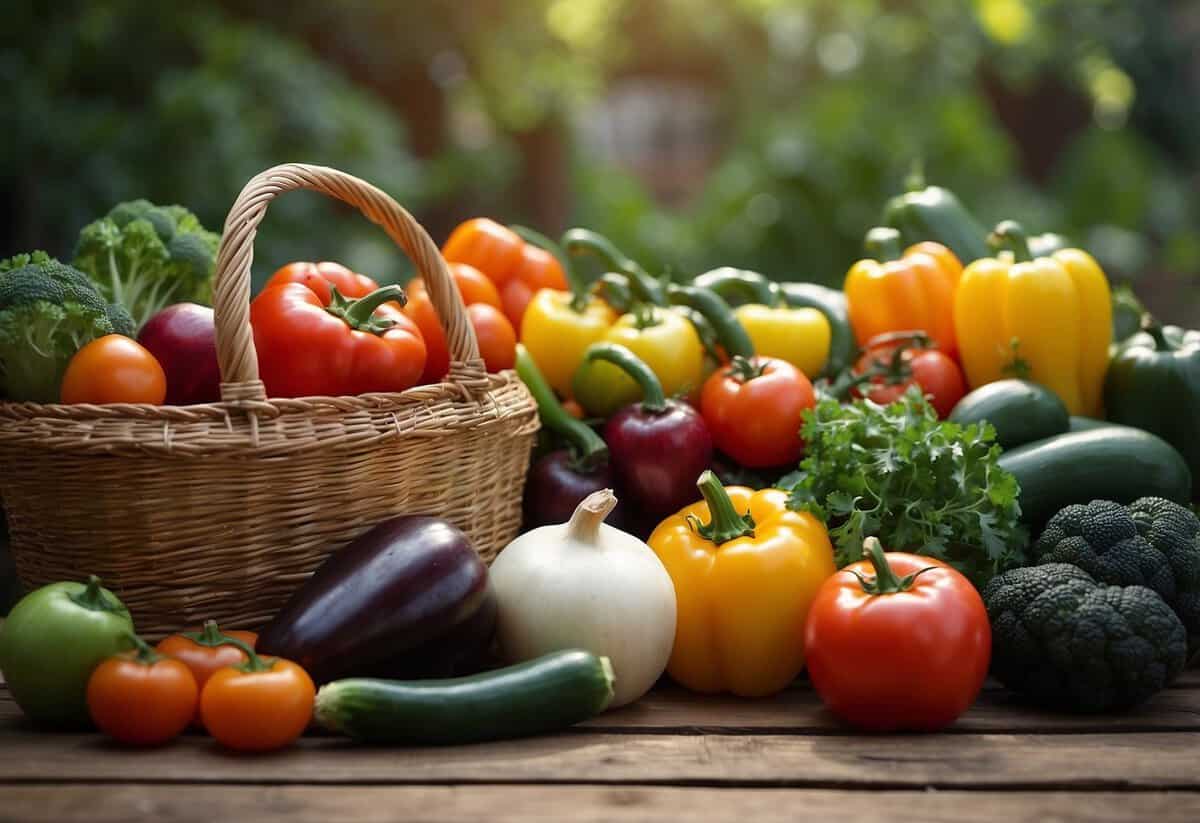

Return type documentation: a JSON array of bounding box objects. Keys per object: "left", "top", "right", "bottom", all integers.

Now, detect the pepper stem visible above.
[
  {"left": 864, "top": 227, "right": 904, "bottom": 262},
  {"left": 584, "top": 343, "right": 667, "bottom": 413},
  {"left": 515, "top": 344, "right": 608, "bottom": 472},
  {"left": 988, "top": 221, "right": 1034, "bottom": 263},
  {"left": 512, "top": 225, "right": 591, "bottom": 314},
  {"left": 562, "top": 228, "right": 667, "bottom": 307},
  {"left": 689, "top": 470, "right": 756, "bottom": 545},
  {"left": 325, "top": 284, "right": 407, "bottom": 334},
  {"left": 904, "top": 159, "right": 926, "bottom": 193},
  {"left": 1139, "top": 313, "right": 1174, "bottom": 351},
  {"left": 68, "top": 575, "right": 122, "bottom": 613},
  {"left": 566, "top": 489, "right": 618, "bottom": 543},
  {"left": 849, "top": 537, "right": 938, "bottom": 595}
]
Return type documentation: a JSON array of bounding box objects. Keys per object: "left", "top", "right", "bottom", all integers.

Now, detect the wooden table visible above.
[{"left": 3, "top": 672, "right": 1199, "bottom": 822}]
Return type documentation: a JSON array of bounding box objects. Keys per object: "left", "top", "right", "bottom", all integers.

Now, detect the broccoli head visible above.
[
  {"left": 0, "top": 253, "right": 116, "bottom": 402},
  {"left": 73, "top": 199, "right": 220, "bottom": 330},
  {"left": 1032, "top": 497, "right": 1200, "bottom": 656},
  {"left": 983, "top": 563, "right": 1187, "bottom": 712}
]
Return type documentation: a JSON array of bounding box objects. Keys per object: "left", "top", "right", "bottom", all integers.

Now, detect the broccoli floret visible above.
[
  {"left": 0, "top": 255, "right": 115, "bottom": 401},
  {"left": 983, "top": 563, "right": 1187, "bottom": 712},
  {"left": 73, "top": 199, "right": 220, "bottom": 330},
  {"left": 1032, "top": 497, "right": 1200, "bottom": 657},
  {"left": 106, "top": 302, "right": 136, "bottom": 338}
]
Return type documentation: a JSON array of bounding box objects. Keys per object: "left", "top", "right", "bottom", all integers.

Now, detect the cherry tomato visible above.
[
  {"left": 500, "top": 243, "right": 568, "bottom": 330},
  {"left": 404, "top": 288, "right": 451, "bottom": 384},
  {"left": 200, "top": 656, "right": 314, "bottom": 752},
  {"left": 157, "top": 621, "right": 257, "bottom": 722},
  {"left": 61, "top": 335, "right": 167, "bottom": 405},
  {"left": 442, "top": 218, "right": 524, "bottom": 287},
  {"left": 87, "top": 638, "right": 198, "bottom": 746},
  {"left": 264, "top": 261, "right": 379, "bottom": 304},
  {"left": 699, "top": 356, "right": 815, "bottom": 468},
  {"left": 468, "top": 303, "right": 517, "bottom": 373},
  {"left": 852, "top": 333, "right": 966, "bottom": 418},
  {"left": 804, "top": 538, "right": 991, "bottom": 732}
]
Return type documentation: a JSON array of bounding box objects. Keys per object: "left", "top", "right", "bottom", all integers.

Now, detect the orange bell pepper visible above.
[
  {"left": 844, "top": 227, "right": 962, "bottom": 359},
  {"left": 648, "top": 471, "right": 836, "bottom": 697},
  {"left": 442, "top": 218, "right": 524, "bottom": 287}
]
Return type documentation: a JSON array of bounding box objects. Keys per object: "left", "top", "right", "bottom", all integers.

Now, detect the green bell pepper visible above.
[
  {"left": 1104, "top": 314, "right": 1200, "bottom": 499},
  {"left": 882, "top": 165, "right": 990, "bottom": 263}
]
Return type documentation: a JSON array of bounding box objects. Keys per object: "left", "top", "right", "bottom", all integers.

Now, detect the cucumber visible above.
[
  {"left": 948, "top": 380, "right": 1069, "bottom": 449},
  {"left": 314, "top": 649, "right": 615, "bottom": 745},
  {"left": 998, "top": 426, "right": 1192, "bottom": 527}
]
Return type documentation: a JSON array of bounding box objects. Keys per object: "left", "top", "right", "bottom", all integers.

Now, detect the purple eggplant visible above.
[
  {"left": 586, "top": 343, "right": 713, "bottom": 517},
  {"left": 256, "top": 516, "right": 496, "bottom": 684},
  {"left": 516, "top": 345, "right": 638, "bottom": 530}
]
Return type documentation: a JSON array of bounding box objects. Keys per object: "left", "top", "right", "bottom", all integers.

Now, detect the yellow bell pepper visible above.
[
  {"left": 519, "top": 289, "right": 617, "bottom": 397},
  {"left": 954, "top": 221, "right": 1112, "bottom": 416},
  {"left": 571, "top": 305, "right": 705, "bottom": 417},
  {"left": 733, "top": 304, "right": 831, "bottom": 379},
  {"left": 648, "top": 471, "right": 836, "bottom": 697}
]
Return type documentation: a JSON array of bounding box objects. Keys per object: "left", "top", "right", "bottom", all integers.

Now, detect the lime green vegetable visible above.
[{"left": 0, "top": 576, "right": 134, "bottom": 728}]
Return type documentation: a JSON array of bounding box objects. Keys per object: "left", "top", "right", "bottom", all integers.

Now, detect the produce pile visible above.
[{"left": 2, "top": 174, "right": 1199, "bottom": 748}]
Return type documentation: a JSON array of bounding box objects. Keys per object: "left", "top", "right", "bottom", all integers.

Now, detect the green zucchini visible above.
[
  {"left": 948, "top": 380, "right": 1069, "bottom": 450},
  {"left": 314, "top": 649, "right": 615, "bottom": 745},
  {"left": 999, "top": 426, "right": 1192, "bottom": 527}
]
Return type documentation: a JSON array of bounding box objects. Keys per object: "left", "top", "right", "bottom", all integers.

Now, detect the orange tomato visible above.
[
  {"left": 405, "top": 289, "right": 451, "bottom": 384},
  {"left": 264, "top": 261, "right": 379, "bottom": 303},
  {"left": 61, "top": 335, "right": 167, "bottom": 405},
  {"left": 157, "top": 621, "right": 258, "bottom": 722},
  {"left": 501, "top": 243, "right": 568, "bottom": 330},
  {"left": 468, "top": 303, "right": 517, "bottom": 373},
  {"left": 200, "top": 657, "right": 314, "bottom": 752},
  {"left": 87, "top": 644, "right": 198, "bottom": 746},
  {"left": 409, "top": 263, "right": 503, "bottom": 311},
  {"left": 442, "top": 218, "right": 524, "bottom": 287}
]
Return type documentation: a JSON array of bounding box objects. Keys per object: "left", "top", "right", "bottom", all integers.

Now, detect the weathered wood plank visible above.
[
  {"left": 4, "top": 680, "right": 1200, "bottom": 734},
  {"left": 3, "top": 785, "right": 1198, "bottom": 823},
  {"left": 0, "top": 731, "right": 1197, "bottom": 789},
  {"left": 584, "top": 685, "right": 1200, "bottom": 734}
]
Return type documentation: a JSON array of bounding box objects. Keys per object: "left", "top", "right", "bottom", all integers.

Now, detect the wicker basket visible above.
[{"left": 0, "top": 163, "right": 539, "bottom": 636}]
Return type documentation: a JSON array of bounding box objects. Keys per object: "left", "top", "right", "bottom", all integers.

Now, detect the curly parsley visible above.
[{"left": 781, "top": 387, "right": 1026, "bottom": 588}]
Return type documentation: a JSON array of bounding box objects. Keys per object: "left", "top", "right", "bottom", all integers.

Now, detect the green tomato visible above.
[{"left": 0, "top": 576, "right": 134, "bottom": 728}]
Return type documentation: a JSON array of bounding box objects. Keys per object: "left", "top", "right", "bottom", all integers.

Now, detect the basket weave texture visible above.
[{"left": 0, "top": 164, "right": 538, "bottom": 635}]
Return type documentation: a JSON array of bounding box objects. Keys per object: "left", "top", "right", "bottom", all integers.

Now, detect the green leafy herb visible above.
[{"left": 781, "top": 386, "right": 1026, "bottom": 588}]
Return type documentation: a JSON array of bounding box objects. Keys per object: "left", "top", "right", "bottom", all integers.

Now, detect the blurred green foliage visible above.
[{"left": 1, "top": 0, "right": 1198, "bottom": 300}]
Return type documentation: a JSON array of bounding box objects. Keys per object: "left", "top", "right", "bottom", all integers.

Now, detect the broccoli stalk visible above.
[{"left": 73, "top": 199, "right": 220, "bottom": 330}]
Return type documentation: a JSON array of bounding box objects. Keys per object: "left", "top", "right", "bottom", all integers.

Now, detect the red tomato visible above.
[
  {"left": 265, "top": 261, "right": 379, "bottom": 303},
  {"left": 87, "top": 646, "right": 198, "bottom": 746},
  {"left": 804, "top": 538, "right": 991, "bottom": 732},
  {"left": 500, "top": 243, "right": 568, "bottom": 330},
  {"left": 468, "top": 303, "right": 517, "bottom": 373},
  {"left": 442, "top": 218, "right": 524, "bottom": 287},
  {"left": 699, "top": 356, "right": 815, "bottom": 468},
  {"left": 852, "top": 334, "right": 966, "bottom": 418},
  {"left": 60, "top": 335, "right": 167, "bottom": 405}
]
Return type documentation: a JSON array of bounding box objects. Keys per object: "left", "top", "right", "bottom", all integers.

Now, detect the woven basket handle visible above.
[{"left": 212, "top": 163, "right": 484, "bottom": 403}]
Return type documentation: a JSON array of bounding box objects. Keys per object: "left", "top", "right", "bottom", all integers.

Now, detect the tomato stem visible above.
[
  {"left": 689, "top": 470, "right": 756, "bottom": 545},
  {"left": 68, "top": 575, "right": 124, "bottom": 613},
  {"left": 851, "top": 537, "right": 938, "bottom": 595},
  {"left": 126, "top": 632, "right": 164, "bottom": 665},
  {"left": 727, "top": 355, "right": 766, "bottom": 384},
  {"left": 182, "top": 620, "right": 255, "bottom": 656}
]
